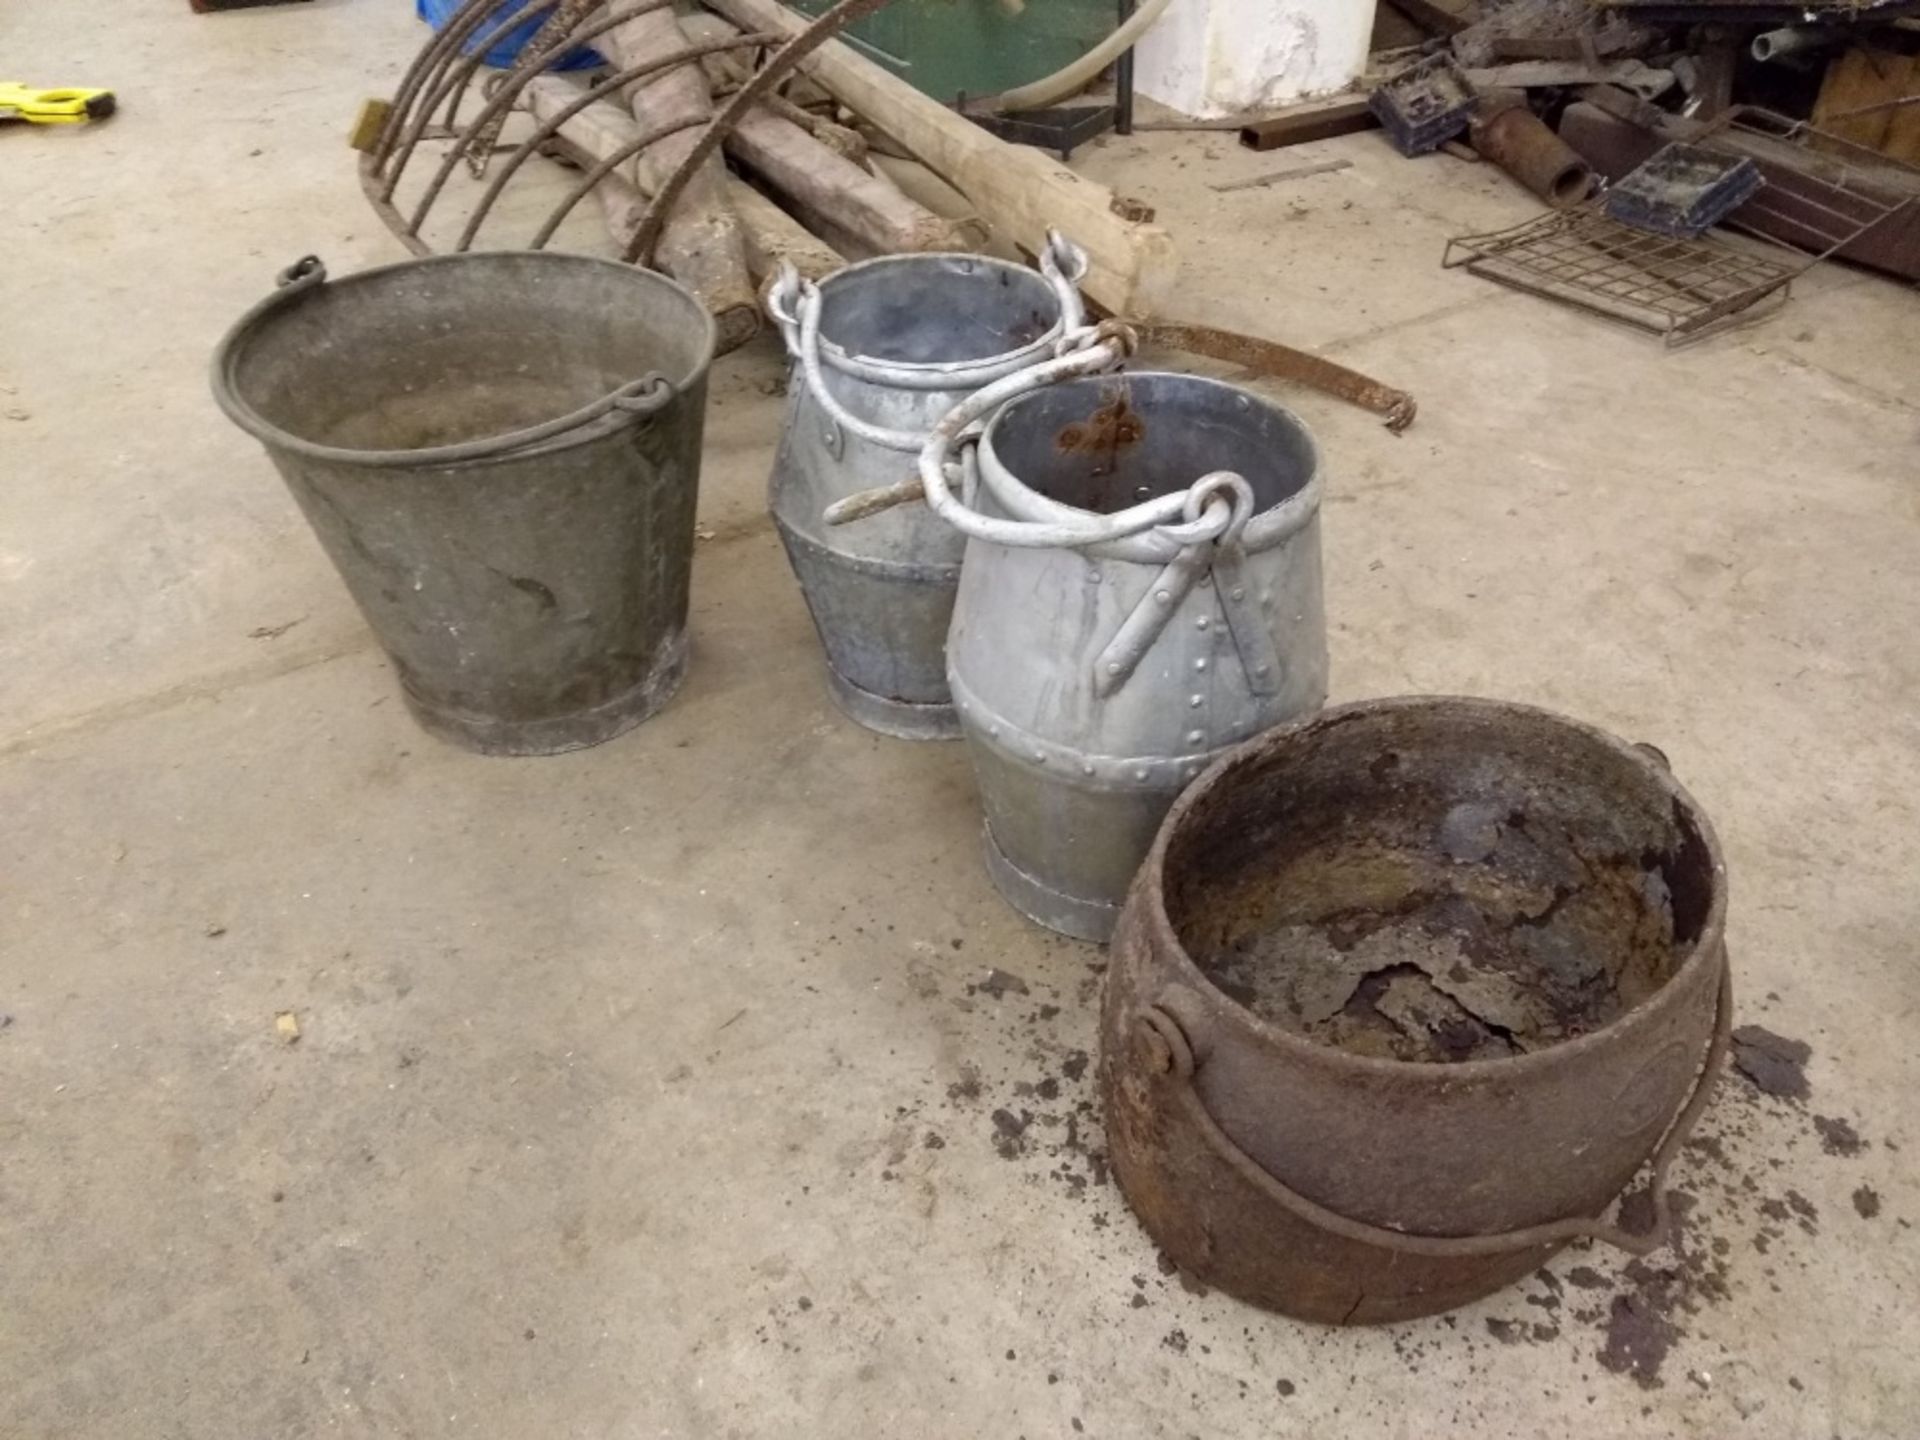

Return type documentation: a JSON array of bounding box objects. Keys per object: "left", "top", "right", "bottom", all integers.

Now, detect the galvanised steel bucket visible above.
[
  {"left": 1100, "top": 698, "right": 1732, "bottom": 1324},
  {"left": 765, "top": 238, "right": 1086, "bottom": 740},
  {"left": 211, "top": 252, "right": 714, "bottom": 756},
  {"left": 914, "top": 360, "right": 1329, "bottom": 941}
]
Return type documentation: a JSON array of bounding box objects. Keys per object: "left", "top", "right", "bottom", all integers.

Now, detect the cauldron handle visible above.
[{"left": 1133, "top": 956, "right": 1732, "bottom": 1260}]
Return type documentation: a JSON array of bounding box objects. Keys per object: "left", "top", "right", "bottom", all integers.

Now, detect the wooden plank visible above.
[
  {"left": 524, "top": 76, "right": 843, "bottom": 282},
  {"left": 728, "top": 180, "right": 847, "bottom": 282},
  {"left": 725, "top": 106, "right": 975, "bottom": 253},
  {"left": 602, "top": 9, "right": 758, "bottom": 349},
  {"left": 700, "top": 0, "right": 1177, "bottom": 317},
  {"left": 1463, "top": 60, "right": 1674, "bottom": 97},
  {"left": 1238, "top": 96, "right": 1377, "bottom": 152},
  {"left": 1885, "top": 68, "right": 1920, "bottom": 164},
  {"left": 1812, "top": 47, "right": 1917, "bottom": 154}
]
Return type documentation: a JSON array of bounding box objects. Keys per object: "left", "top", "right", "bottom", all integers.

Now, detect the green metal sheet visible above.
[{"left": 791, "top": 0, "right": 1117, "bottom": 104}]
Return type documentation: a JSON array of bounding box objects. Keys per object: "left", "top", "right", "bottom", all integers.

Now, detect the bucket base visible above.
[
  {"left": 825, "top": 665, "right": 960, "bottom": 742},
  {"left": 403, "top": 631, "right": 688, "bottom": 757},
  {"left": 983, "top": 824, "right": 1118, "bottom": 943}
]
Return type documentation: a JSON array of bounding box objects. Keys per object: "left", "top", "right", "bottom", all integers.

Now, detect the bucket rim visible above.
[
  {"left": 811, "top": 250, "right": 1069, "bottom": 388},
  {"left": 210, "top": 250, "right": 716, "bottom": 468},
  {"left": 1132, "top": 694, "right": 1731, "bottom": 1083},
  {"left": 976, "top": 370, "right": 1325, "bottom": 565}
]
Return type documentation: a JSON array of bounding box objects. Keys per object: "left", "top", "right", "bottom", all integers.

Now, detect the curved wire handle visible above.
[
  {"left": 211, "top": 257, "right": 676, "bottom": 469},
  {"left": 904, "top": 328, "right": 1252, "bottom": 553},
  {"left": 1138, "top": 956, "right": 1734, "bottom": 1261},
  {"left": 768, "top": 232, "right": 1095, "bottom": 457}
]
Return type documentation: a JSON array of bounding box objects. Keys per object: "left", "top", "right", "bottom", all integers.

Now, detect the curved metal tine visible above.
[
  {"left": 525, "top": 113, "right": 708, "bottom": 250},
  {"left": 457, "top": 34, "right": 775, "bottom": 251},
  {"left": 623, "top": 0, "right": 899, "bottom": 265},
  {"left": 454, "top": 0, "right": 600, "bottom": 169},
  {"left": 443, "top": 0, "right": 669, "bottom": 143},
  {"left": 421, "top": 0, "right": 526, "bottom": 136},
  {"left": 404, "top": 0, "right": 694, "bottom": 232},
  {"left": 383, "top": 0, "right": 564, "bottom": 201},
  {"left": 375, "top": 0, "right": 499, "bottom": 165},
  {"left": 459, "top": 0, "right": 690, "bottom": 143}
]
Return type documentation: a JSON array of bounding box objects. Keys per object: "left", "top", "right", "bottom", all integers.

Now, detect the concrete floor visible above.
[{"left": 5, "top": 4, "right": 1919, "bottom": 1437}]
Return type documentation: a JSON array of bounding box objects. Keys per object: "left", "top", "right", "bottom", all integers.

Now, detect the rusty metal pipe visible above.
[{"left": 1469, "top": 102, "right": 1596, "bottom": 209}]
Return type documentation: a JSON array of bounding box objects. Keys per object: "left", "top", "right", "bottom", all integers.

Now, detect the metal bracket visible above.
[
  {"left": 1094, "top": 546, "right": 1209, "bottom": 699},
  {"left": 1213, "top": 540, "right": 1284, "bottom": 698}
]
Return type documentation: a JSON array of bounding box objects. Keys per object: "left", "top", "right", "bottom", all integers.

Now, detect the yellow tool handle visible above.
[{"left": 0, "top": 83, "right": 116, "bottom": 124}]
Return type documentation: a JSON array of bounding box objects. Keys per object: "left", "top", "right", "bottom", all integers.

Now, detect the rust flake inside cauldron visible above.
[{"left": 1164, "top": 709, "right": 1716, "bottom": 1064}]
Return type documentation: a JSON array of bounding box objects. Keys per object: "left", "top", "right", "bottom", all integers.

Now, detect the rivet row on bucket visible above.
[
  {"left": 910, "top": 347, "right": 1330, "bottom": 942},
  {"left": 1099, "top": 698, "right": 1733, "bottom": 1324},
  {"left": 211, "top": 252, "right": 716, "bottom": 757},
  {"left": 765, "top": 236, "right": 1089, "bottom": 741}
]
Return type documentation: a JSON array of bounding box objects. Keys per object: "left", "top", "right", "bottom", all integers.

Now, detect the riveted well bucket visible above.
[
  {"left": 948, "top": 371, "right": 1329, "bottom": 942},
  {"left": 769, "top": 250, "right": 1080, "bottom": 740},
  {"left": 212, "top": 253, "right": 714, "bottom": 756},
  {"left": 1100, "top": 698, "right": 1732, "bottom": 1323}
]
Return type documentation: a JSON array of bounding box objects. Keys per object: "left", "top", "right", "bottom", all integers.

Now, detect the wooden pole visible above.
[
  {"left": 524, "top": 76, "right": 843, "bottom": 281},
  {"left": 600, "top": 7, "right": 758, "bottom": 348},
  {"left": 698, "top": 0, "right": 1178, "bottom": 316},
  {"left": 725, "top": 105, "right": 976, "bottom": 254}
]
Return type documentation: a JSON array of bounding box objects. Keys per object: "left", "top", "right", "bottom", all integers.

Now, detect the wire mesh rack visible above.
[
  {"left": 1442, "top": 209, "right": 1800, "bottom": 342},
  {"left": 1444, "top": 106, "right": 1920, "bottom": 345}
]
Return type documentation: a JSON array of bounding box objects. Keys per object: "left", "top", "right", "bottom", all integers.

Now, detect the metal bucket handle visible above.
[
  {"left": 894, "top": 346, "right": 1291, "bottom": 699},
  {"left": 767, "top": 232, "right": 1092, "bottom": 458},
  {"left": 878, "top": 330, "right": 1251, "bottom": 555},
  {"left": 211, "top": 257, "right": 678, "bottom": 470},
  {"left": 1131, "top": 952, "right": 1733, "bottom": 1260}
]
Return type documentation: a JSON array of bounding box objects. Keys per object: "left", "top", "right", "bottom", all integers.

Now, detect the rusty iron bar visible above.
[
  {"left": 526, "top": 114, "right": 711, "bottom": 248},
  {"left": 417, "top": 0, "right": 535, "bottom": 135},
  {"left": 363, "top": 0, "right": 908, "bottom": 266},
  {"left": 621, "top": 0, "right": 902, "bottom": 267},
  {"left": 383, "top": 0, "right": 679, "bottom": 203},
  {"left": 374, "top": 0, "right": 506, "bottom": 160},
  {"left": 456, "top": 33, "right": 779, "bottom": 251},
  {"left": 390, "top": 0, "right": 681, "bottom": 205},
  {"left": 462, "top": 0, "right": 603, "bottom": 176},
  {"left": 434, "top": 1, "right": 576, "bottom": 137},
  {"left": 436, "top": 0, "right": 680, "bottom": 144},
  {"left": 1139, "top": 320, "right": 1418, "bottom": 432},
  {"left": 404, "top": 6, "right": 713, "bottom": 237},
  {"left": 380, "top": 0, "right": 568, "bottom": 198}
]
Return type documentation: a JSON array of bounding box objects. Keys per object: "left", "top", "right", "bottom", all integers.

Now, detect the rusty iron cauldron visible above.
[{"left": 1100, "top": 697, "right": 1732, "bottom": 1324}]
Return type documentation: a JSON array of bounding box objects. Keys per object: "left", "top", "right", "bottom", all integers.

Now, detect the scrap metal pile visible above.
[
  {"left": 359, "top": 0, "right": 1424, "bottom": 424},
  {"left": 230, "top": 0, "right": 1765, "bottom": 1334},
  {"left": 1354, "top": 0, "right": 1920, "bottom": 340},
  {"left": 358, "top": 0, "right": 1178, "bottom": 351}
]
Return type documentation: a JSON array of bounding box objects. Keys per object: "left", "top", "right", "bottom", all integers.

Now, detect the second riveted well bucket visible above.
[
  {"left": 212, "top": 252, "right": 714, "bottom": 756},
  {"left": 768, "top": 244, "right": 1084, "bottom": 740},
  {"left": 1100, "top": 698, "right": 1732, "bottom": 1324},
  {"left": 947, "top": 371, "right": 1329, "bottom": 942}
]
